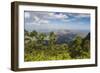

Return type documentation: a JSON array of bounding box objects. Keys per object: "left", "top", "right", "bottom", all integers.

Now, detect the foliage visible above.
[{"left": 24, "top": 30, "right": 90, "bottom": 61}]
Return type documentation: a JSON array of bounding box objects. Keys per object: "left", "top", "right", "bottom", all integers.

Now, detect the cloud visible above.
[
  {"left": 76, "top": 14, "right": 90, "bottom": 18},
  {"left": 55, "top": 13, "right": 68, "bottom": 18},
  {"left": 45, "top": 12, "right": 69, "bottom": 19},
  {"left": 24, "top": 11, "right": 90, "bottom": 31},
  {"left": 61, "top": 13, "right": 90, "bottom": 23},
  {"left": 48, "top": 13, "right": 69, "bottom": 19},
  {"left": 33, "top": 16, "right": 40, "bottom": 21},
  {"left": 25, "top": 16, "right": 49, "bottom": 26},
  {"left": 24, "top": 12, "right": 31, "bottom": 18},
  {"left": 25, "top": 11, "right": 70, "bottom": 24},
  {"left": 38, "top": 19, "right": 49, "bottom": 24},
  {"left": 29, "top": 13, "right": 50, "bottom": 25},
  {"left": 68, "top": 13, "right": 90, "bottom": 18}
]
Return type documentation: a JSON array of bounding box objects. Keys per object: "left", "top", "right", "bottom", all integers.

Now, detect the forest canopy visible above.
[{"left": 24, "top": 30, "right": 90, "bottom": 61}]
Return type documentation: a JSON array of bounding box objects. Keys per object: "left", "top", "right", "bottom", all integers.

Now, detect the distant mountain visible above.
[
  {"left": 55, "top": 30, "right": 89, "bottom": 44},
  {"left": 56, "top": 33, "right": 77, "bottom": 44}
]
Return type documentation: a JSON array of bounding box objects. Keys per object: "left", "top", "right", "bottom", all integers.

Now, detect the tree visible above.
[
  {"left": 25, "top": 30, "right": 38, "bottom": 52},
  {"left": 82, "top": 40, "right": 90, "bottom": 52},
  {"left": 49, "top": 32, "right": 56, "bottom": 45},
  {"left": 30, "top": 30, "right": 38, "bottom": 38},
  {"left": 69, "top": 36, "right": 83, "bottom": 59},
  {"left": 60, "top": 43, "right": 69, "bottom": 50},
  {"left": 48, "top": 32, "right": 57, "bottom": 50},
  {"left": 73, "top": 36, "right": 82, "bottom": 45},
  {"left": 82, "top": 32, "right": 90, "bottom": 52},
  {"left": 24, "top": 29, "right": 29, "bottom": 36},
  {"left": 81, "top": 32, "right": 90, "bottom": 58},
  {"left": 37, "top": 33, "right": 46, "bottom": 44}
]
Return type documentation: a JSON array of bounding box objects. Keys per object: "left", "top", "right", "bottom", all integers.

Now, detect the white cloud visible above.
[
  {"left": 76, "top": 14, "right": 90, "bottom": 18},
  {"left": 25, "top": 12, "right": 70, "bottom": 24},
  {"left": 24, "top": 12, "right": 30, "bottom": 18},
  {"left": 26, "top": 19, "right": 49, "bottom": 26},
  {"left": 48, "top": 13, "right": 54, "bottom": 16},
  {"left": 38, "top": 19, "right": 49, "bottom": 24},
  {"left": 31, "top": 15, "right": 50, "bottom": 25},
  {"left": 68, "top": 13, "right": 90, "bottom": 18},
  {"left": 46, "top": 13, "right": 69, "bottom": 19},
  {"left": 54, "top": 13, "right": 69, "bottom": 19},
  {"left": 33, "top": 16, "right": 40, "bottom": 21}
]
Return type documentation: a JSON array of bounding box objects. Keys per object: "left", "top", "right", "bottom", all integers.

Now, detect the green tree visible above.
[
  {"left": 60, "top": 43, "right": 69, "bottom": 50},
  {"left": 82, "top": 32, "right": 90, "bottom": 52},
  {"left": 48, "top": 32, "right": 57, "bottom": 50},
  {"left": 24, "top": 29, "right": 29, "bottom": 36},
  {"left": 49, "top": 32, "right": 56, "bottom": 45},
  {"left": 81, "top": 33, "right": 90, "bottom": 58},
  {"left": 24, "top": 30, "right": 38, "bottom": 53},
  {"left": 37, "top": 33, "right": 46, "bottom": 44},
  {"left": 30, "top": 30, "right": 38, "bottom": 38},
  {"left": 69, "top": 36, "right": 83, "bottom": 59}
]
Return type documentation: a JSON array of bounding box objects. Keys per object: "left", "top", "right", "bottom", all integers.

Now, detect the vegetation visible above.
[{"left": 24, "top": 30, "right": 90, "bottom": 61}]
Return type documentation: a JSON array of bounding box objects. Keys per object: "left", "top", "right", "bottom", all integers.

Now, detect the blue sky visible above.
[{"left": 24, "top": 11, "right": 90, "bottom": 31}]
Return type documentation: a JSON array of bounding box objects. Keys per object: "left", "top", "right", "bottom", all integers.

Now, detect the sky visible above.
[{"left": 24, "top": 11, "right": 90, "bottom": 32}]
